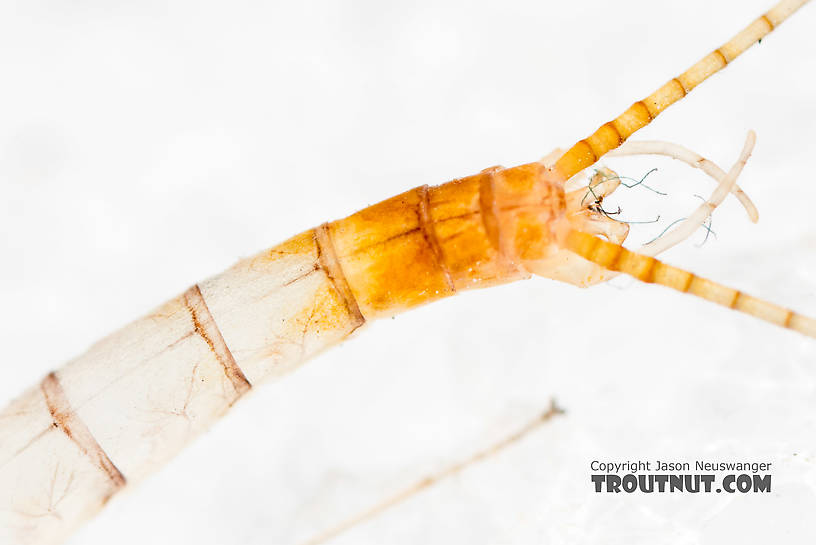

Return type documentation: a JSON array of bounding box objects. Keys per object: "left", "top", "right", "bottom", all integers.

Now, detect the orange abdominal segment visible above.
[{"left": 326, "top": 162, "right": 565, "bottom": 319}]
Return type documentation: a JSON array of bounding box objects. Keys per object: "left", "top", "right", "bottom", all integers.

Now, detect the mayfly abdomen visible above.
[{"left": 0, "top": 161, "right": 561, "bottom": 545}]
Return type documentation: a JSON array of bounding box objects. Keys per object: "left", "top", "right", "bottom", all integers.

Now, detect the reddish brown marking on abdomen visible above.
[
  {"left": 417, "top": 185, "right": 455, "bottom": 293},
  {"left": 183, "top": 285, "right": 252, "bottom": 399},
  {"left": 478, "top": 168, "right": 501, "bottom": 252},
  {"left": 41, "top": 372, "right": 127, "bottom": 489},
  {"left": 314, "top": 224, "right": 366, "bottom": 330}
]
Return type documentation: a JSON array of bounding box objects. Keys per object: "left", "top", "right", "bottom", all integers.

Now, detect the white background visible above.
[{"left": 2, "top": 0, "right": 816, "bottom": 543}]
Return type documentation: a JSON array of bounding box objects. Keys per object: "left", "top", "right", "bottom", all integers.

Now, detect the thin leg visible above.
[
  {"left": 631, "top": 131, "right": 756, "bottom": 257},
  {"left": 608, "top": 137, "right": 758, "bottom": 223}
]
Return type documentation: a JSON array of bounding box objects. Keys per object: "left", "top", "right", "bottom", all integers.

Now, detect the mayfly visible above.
[{"left": 2, "top": 0, "right": 815, "bottom": 544}]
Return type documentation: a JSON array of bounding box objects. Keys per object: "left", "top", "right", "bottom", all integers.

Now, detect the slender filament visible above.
[
  {"left": 551, "top": 0, "right": 810, "bottom": 182},
  {"left": 565, "top": 230, "right": 816, "bottom": 339}
]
